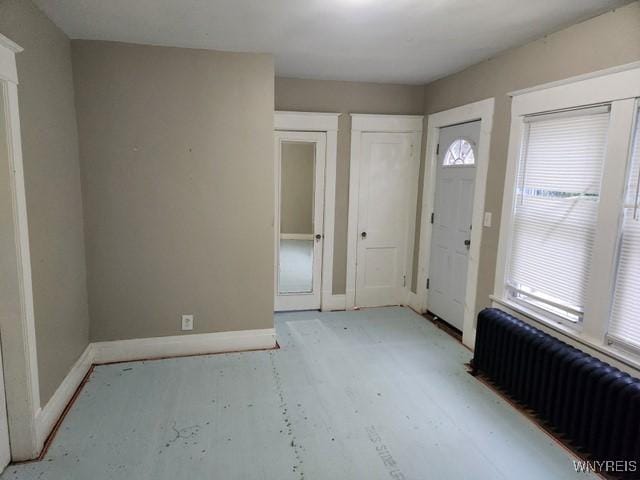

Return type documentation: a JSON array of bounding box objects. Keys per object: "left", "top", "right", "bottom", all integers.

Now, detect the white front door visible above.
[
  {"left": 274, "top": 131, "right": 326, "bottom": 311},
  {"left": 355, "top": 132, "right": 419, "bottom": 307},
  {"left": 428, "top": 121, "right": 480, "bottom": 330}
]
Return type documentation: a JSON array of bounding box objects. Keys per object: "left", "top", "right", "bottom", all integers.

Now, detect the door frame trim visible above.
[
  {"left": 274, "top": 111, "right": 340, "bottom": 311},
  {"left": 346, "top": 114, "right": 424, "bottom": 310},
  {"left": 416, "top": 98, "right": 495, "bottom": 348},
  {"left": 0, "top": 34, "right": 43, "bottom": 460}
]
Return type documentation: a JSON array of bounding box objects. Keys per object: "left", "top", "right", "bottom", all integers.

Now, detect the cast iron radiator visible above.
[{"left": 471, "top": 308, "right": 640, "bottom": 474}]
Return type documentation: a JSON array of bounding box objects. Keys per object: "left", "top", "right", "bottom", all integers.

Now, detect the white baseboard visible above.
[
  {"left": 321, "top": 293, "right": 346, "bottom": 311},
  {"left": 91, "top": 328, "right": 277, "bottom": 364},
  {"left": 33, "top": 327, "right": 276, "bottom": 455},
  {"left": 35, "top": 344, "right": 93, "bottom": 450}
]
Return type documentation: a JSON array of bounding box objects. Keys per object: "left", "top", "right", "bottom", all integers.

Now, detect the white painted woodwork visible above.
[
  {"left": 274, "top": 131, "right": 326, "bottom": 311},
  {"left": 494, "top": 63, "right": 640, "bottom": 363},
  {"left": 0, "top": 348, "right": 10, "bottom": 471},
  {"left": 0, "top": 34, "right": 42, "bottom": 461},
  {"left": 274, "top": 112, "right": 340, "bottom": 312},
  {"left": 354, "top": 132, "right": 419, "bottom": 307},
  {"left": 417, "top": 98, "right": 494, "bottom": 349},
  {"left": 428, "top": 121, "right": 480, "bottom": 330}
]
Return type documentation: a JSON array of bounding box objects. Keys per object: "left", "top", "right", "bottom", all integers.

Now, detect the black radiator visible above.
[{"left": 471, "top": 308, "right": 640, "bottom": 477}]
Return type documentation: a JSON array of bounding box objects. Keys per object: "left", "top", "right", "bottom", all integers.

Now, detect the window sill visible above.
[{"left": 490, "top": 295, "right": 640, "bottom": 375}]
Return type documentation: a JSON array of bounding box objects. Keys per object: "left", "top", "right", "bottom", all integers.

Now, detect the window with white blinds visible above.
[
  {"left": 609, "top": 108, "right": 640, "bottom": 350},
  {"left": 507, "top": 106, "right": 610, "bottom": 322}
]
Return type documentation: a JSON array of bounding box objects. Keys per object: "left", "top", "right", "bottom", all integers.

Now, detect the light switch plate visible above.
[{"left": 483, "top": 212, "right": 492, "bottom": 228}]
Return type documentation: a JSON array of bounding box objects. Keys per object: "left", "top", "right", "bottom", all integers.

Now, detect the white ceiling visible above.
[{"left": 34, "top": 0, "right": 629, "bottom": 84}]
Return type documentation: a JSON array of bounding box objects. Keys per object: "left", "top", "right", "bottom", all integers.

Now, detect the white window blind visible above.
[
  {"left": 609, "top": 107, "right": 640, "bottom": 350},
  {"left": 507, "top": 105, "right": 610, "bottom": 321}
]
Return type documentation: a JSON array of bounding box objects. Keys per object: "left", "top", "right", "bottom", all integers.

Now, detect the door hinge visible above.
[
  {"left": 430, "top": 212, "right": 435, "bottom": 224},
  {"left": 426, "top": 278, "right": 430, "bottom": 290},
  {"left": 436, "top": 143, "right": 440, "bottom": 155},
  {"left": 410, "top": 144, "right": 415, "bottom": 157},
  {"left": 403, "top": 275, "right": 406, "bottom": 287}
]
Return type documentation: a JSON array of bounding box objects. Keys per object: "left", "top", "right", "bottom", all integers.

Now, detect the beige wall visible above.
[
  {"left": 421, "top": 2, "right": 640, "bottom": 319},
  {"left": 72, "top": 41, "right": 275, "bottom": 341},
  {"left": 280, "top": 142, "right": 314, "bottom": 235},
  {"left": 275, "top": 78, "right": 424, "bottom": 293},
  {"left": 0, "top": 0, "right": 90, "bottom": 406}
]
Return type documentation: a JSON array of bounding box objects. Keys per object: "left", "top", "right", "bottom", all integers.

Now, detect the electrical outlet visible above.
[{"left": 181, "top": 314, "right": 194, "bottom": 331}]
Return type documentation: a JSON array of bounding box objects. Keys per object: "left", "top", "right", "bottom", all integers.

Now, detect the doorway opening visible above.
[
  {"left": 274, "top": 132, "right": 326, "bottom": 311},
  {"left": 415, "top": 99, "right": 495, "bottom": 349},
  {"left": 346, "top": 115, "right": 423, "bottom": 309},
  {"left": 273, "top": 112, "right": 340, "bottom": 312},
  {"left": 427, "top": 120, "right": 480, "bottom": 331}
]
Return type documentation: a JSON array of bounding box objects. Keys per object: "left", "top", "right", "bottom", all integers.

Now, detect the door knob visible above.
[
  {"left": 315, "top": 234, "right": 322, "bottom": 240},
  {"left": 464, "top": 239, "right": 471, "bottom": 247},
  {"left": 361, "top": 232, "right": 367, "bottom": 239}
]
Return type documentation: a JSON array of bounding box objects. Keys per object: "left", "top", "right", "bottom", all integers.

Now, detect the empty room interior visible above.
[{"left": 1, "top": 0, "right": 640, "bottom": 478}]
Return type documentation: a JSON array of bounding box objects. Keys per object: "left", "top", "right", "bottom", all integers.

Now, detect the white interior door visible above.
[
  {"left": 274, "top": 131, "right": 326, "bottom": 311},
  {"left": 428, "top": 121, "right": 480, "bottom": 330},
  {"left": 355, "top": 132, "right": 419, "bottom": 307}
]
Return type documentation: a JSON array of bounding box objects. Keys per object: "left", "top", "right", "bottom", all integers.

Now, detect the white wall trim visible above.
[
  {"left": 35, "top": 345, "right": 93, "bottom": 449},
  {"left": 415, "top": 98, "right": 495, "bottom": 349},
  {"left": 280, "top": 233, "right": 314, "bottom": 240},
  {"left": 274, "top": 111, "right": 339, "bottom": 132},
  {"left": 274, "top": 130, "right": 326, "bottom": 311},
  {"left": 321, "top": 294, "right": 346, "bottom": 312},
  {"left": 0, "top": 36, "right": 42, "bottom": 461},
  {"left": 494, "top": 65, "right": 640, "bottom": 358},
  {"left": 32, "top": 328, "right": 276, "bottom": 457},
  {"left": 350, "top": 114, "right": 423, "bottom": 133},
  {"left": 0, "top": 34, "right": 22, "bottom": 84},
  {"left": 508, "top": 60, "right": 640, "bottom": 98},
  {"left": 0, "top": 34, "right": 22, "bottom": 54},
  {"left": 346, "top": 114, "right": 424, "bottom": 309},
  {"left": 92, "top": 328, "right": 277, "bottom": 365},
  {"left": 511, "top": 65, "right": 640, "bottom": 117},
  {"left": 274, "top": 112, "right": 339, "bottom": 311}
]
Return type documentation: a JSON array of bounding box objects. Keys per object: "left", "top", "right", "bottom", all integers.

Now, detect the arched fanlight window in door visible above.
[{"left": 443, "top": 138, "right": 475, "bottom": 166}]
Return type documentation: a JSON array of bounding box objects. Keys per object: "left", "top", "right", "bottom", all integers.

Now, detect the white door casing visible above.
[
  {"left": 428, "top": 121, "right": 480, "bottom": 330},
  {"left": 274, "top": 111, "right": 341, "bottom": 311},
  {"left": 346, "top": 114, "right": 423, "bottom": 310},
  {"left": 0, "top": 33, "right": 42, "bottom": 461},
  {"left": 274, "top": 131, "right": 326, "bottom": 311},
  {"left": 416, "top": 98, "right": 494, "bottom": 349},
  {"left": 0, "top": 347, "right": 9, "bottom": 470},
  {"left": 353, "top": 130, "right": 420, "bottom": 308}
]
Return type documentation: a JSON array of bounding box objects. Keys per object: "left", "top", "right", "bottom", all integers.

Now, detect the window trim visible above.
[
  {"left": 494, "top": 62, "right": 640, "bottom": 369},
  {"left": 606, "top": 106, "right": 640, "bottom": 354}
]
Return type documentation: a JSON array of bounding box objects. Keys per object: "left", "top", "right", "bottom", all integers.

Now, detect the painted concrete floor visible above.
[{"left": 2, "top": 307, "right": 594, "bottom": 479}]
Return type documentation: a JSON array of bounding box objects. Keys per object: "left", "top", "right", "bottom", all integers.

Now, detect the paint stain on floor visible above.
[{"left": 1, "top": 307, "right": 596, "bottom": 479}]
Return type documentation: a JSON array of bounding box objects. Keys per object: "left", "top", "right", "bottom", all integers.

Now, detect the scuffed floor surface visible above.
[{"left": 3, "top": 307, "right": 595, "bottom": 479}]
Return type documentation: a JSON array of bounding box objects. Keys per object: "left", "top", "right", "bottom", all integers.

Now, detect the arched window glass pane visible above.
[{"left": 443, "top": 138, "right": 475, "bottom": 166}]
